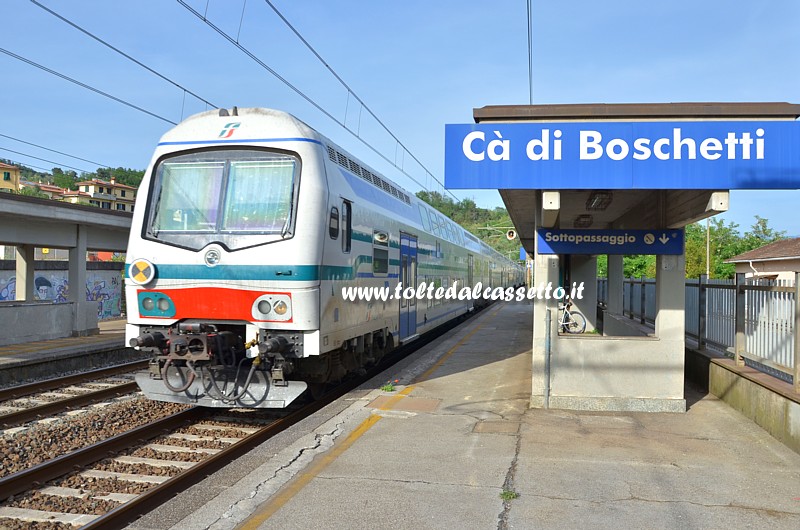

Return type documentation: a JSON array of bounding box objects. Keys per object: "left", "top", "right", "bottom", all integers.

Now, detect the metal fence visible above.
[{"left": 598, "top": 275, "right": 799, "bottom": 387}]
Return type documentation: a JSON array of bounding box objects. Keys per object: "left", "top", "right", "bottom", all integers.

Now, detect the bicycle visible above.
[{"left": 558, "top": 300, "right": 586, "bottom": 334}]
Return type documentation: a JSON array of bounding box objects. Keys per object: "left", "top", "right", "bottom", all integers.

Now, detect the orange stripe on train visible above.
[{"left": 137, "top": 287, "right": 293, "bottom": 323}]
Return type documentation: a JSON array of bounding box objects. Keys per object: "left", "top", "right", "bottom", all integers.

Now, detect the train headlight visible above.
[
  {"left": 138, "top": 291, "right": 176, "bottom": 318},
  {"left": 204, "top": 248, "right": 221, "bottom": 267},
  {"left": 252, "top": 294, "right": 292, "bottom": 321},
  {"left": 129, "top": 259, "right": 155, "bottom": 286}
]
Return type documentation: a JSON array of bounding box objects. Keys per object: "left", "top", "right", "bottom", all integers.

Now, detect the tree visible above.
[
  {"left": 741, "top": 215, "right": 785, "bottom": 249},
  {"left": 52, "top": 168, "right": 78, "bottom": 190},
  {"left": 18, "top": 186, "right": 48, "bottom": 199},
  {"left": 664, "top": 216, "right": 784, "bottom": 280},
  {"left": 79, "top": 167, "right": 144, "bottom": 188},
  {"left": 110, "top": 167, "right": 145, "bottom": 188},
  {"left": 684, "top": 222, "right": 707, "bottom": 278},
  {"left": 623, "top": 255, "right": 656, "bottom": 278},
  {"left": 596, "top": 255, "right": 608, "bottom": 278},
  {"left": 415, "top": 191, "right": 521, "bottom": 259}
]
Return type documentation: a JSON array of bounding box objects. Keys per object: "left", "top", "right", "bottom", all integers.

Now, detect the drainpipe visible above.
[{"left": 748, "top": 260, "right": 758, "bottom": 278}]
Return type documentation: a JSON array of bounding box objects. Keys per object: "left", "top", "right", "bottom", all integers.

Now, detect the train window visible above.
[
  {"left": 342, "top": 201, "right": 351, "bottom": 252},
  {"left": 418, "top": 205, "right": 430, "bottom": 231},
  {"left": 223, "top": 159, "right": 295, "bottom": 231},
  {"left": 400, "top": 255, "right": 407, "bottom": 308},
  {"left": 373, "top": 248, "right": 388, "bottom": 274},
  {"left": 438, "top": 214, "right": 448, "bottom": 240},
  {"left": 410, "top": 259, "right": 416, "bottom": 307},
  {"left": 329, "top": 207, "right": 339, "bottom": 239},
  {"left": 152, "top": 160, "right": 225, "bottom": 231},
  {"left": 147, "top": 150, "right": 299, "bottom": 250}
]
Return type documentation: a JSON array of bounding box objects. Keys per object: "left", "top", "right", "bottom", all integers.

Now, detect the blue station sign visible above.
[
  {"left": 537, "top": 229, "right": 684, "bottom": 255},
  {"left": 444, "top": 121, "right": 800, "bottom": 189}
]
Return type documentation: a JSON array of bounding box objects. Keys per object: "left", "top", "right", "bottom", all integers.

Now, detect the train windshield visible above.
[{"left": 146, "top": 149, "right": 299, "bottom": 250}]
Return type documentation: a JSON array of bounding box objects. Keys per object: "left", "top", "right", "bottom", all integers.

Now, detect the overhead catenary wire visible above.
[
  {"left": 0, "top": 47, "right": 177, "bottom": 126},
  {"left": 261, "top": 0, "right": 458, "bottom": 202},
  {"left": 176, "top": 0, "right": 456, "bottom": 201},
  {"left": 0, "top": 146, "right": 93, "bottom": 174},
  {"left": 29, "top": 0, "right": 219, "bottom": 112},
  {"left": 0, "top": 158, "right": 58, "bottom": 175},
  {"left": 0, "top": 133, "right": 111, "bottom": 168},
  {"left": 19, "top": 1, "right": 456, "bottom": 200}
]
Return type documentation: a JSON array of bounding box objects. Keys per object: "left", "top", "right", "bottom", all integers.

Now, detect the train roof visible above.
[
  {"left": 164, "top": 107, "right": 521, "bottom": 269},
  {"left": 158, "top": 107, "right": 323, "bottom": 146}
]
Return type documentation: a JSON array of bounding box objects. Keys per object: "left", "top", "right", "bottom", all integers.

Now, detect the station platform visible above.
[
  {"left": 0, "top": 318, "right": 141, "bottom": 386},
  {"left": 128, "top": 302, "right": 800, "bottom": 530}
]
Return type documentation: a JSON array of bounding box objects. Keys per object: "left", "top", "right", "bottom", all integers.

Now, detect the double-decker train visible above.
[{"left": 125, "top": 107, "right": 524, "bottom": 408}]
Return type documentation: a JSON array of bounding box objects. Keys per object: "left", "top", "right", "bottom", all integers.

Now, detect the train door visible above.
[
  {"left": 468, "top": 254, "right": 474, "bottom": 288},
  {"left": 399, "top": 232, "right": 418, "bottom": 341}
]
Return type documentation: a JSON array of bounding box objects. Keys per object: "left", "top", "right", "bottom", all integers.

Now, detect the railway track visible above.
[
  {"left": 0, "top": 309, "right": 482, "bottom": 529},
  {"left": 0, "top": 360, "right": 148, "bottom": 429},
  {"left": 0, "top": 392, "right": 326, "bottom": 528}
]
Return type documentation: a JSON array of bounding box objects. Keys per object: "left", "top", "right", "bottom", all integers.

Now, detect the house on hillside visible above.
[
  {"left": 61, "top": 189, "right": 94, "bottom": 207},
  {"left": 37, "top": 183, "right": 68, "bottom": 199},
  {"left": 0, "top": 162, "right": 20, "bottom": 193},
  {"left": 725, "top": 238, "right": 800, "bottom": 282},
  {"left": 73, "top": 177, "right": 136, "bottom": 212},
  {"left": 18, "top": 181, "right": 67, "bottom": 199}
]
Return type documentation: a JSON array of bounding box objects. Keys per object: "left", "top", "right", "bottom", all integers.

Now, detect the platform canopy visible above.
[
  {"left": 0, "top": 193, "right": 131, "bottom": 251},
  {"left": 445, "top": 102, "right": 800, "bottom": 253}
]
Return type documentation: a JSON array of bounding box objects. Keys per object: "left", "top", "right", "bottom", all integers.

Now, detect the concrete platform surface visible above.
[
  {"left": 127, "top": 303, "right": 800, "bottom": 530},
  {"left": 0, "top": 317, "right": 141, "bottom": 386},
  {"left": 0, "top": 317, "right": 125, "bottom": 366}
]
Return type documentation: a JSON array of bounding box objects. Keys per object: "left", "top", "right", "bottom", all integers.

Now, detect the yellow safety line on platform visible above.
[
  {"left": 238, "top": 414, "right": 382, "bottom": 528},
  {"left": 238, "top": 305, "right": 502, "bottom": 528}
]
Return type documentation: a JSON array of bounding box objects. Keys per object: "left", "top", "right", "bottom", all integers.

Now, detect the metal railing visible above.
[{"left": 598, "top": 274, "right": 799, "bottom": 390}]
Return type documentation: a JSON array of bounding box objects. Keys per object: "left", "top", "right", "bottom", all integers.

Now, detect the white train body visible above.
[{"left": 125, "top": 108, "right": 523, "bottom": 408}]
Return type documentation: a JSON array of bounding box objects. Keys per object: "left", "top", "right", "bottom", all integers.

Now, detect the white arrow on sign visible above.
[{"left": 659, "top": 234, "right": 670, "bottom": 244}]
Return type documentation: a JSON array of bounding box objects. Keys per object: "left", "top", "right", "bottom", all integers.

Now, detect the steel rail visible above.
[
  {"left": 0, "top": 360, "right": 148, "bottom": 401},
  {"left": 0, "top": 406, "right": 208, "bottom": 501},
  {"left": 0, "top": 307, "right": 485, "bottom": 527},
  {"left": 83, "top": 394, "right": 332, "bottom": 529},
  {"left": 84, "top": 308, "right": 483, "bottom": 529},
  {"left": 0, "top": 381, "right": 140, "bottom": 428}
]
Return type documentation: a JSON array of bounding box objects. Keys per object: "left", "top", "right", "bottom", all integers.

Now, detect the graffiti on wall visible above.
[
  {"left": 0, "top": 277, "right": 15, "bottom": 301},
  {"left": 0, "top": 270, "right": 123, "bottom": 320},
  {"left": 86, "top": 273, "right": 122, "bottom": 320}
]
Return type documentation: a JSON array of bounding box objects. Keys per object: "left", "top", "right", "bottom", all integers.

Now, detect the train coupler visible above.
[{"left": 135, "top": 366, "right": 306, "bottom": 408}]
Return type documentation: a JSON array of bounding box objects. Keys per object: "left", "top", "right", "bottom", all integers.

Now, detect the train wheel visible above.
[{"left": 375, "top": 333, "right": 395, "bottom": 365}]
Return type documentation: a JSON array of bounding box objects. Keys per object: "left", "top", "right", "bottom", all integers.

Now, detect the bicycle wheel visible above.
[{"left": 566, "top": 311, "right": 586, "bottom": 334}]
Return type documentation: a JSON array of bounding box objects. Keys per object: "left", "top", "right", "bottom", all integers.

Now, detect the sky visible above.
[{"left": 2, "top": 0, "right": 799, "bottom": 235}]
